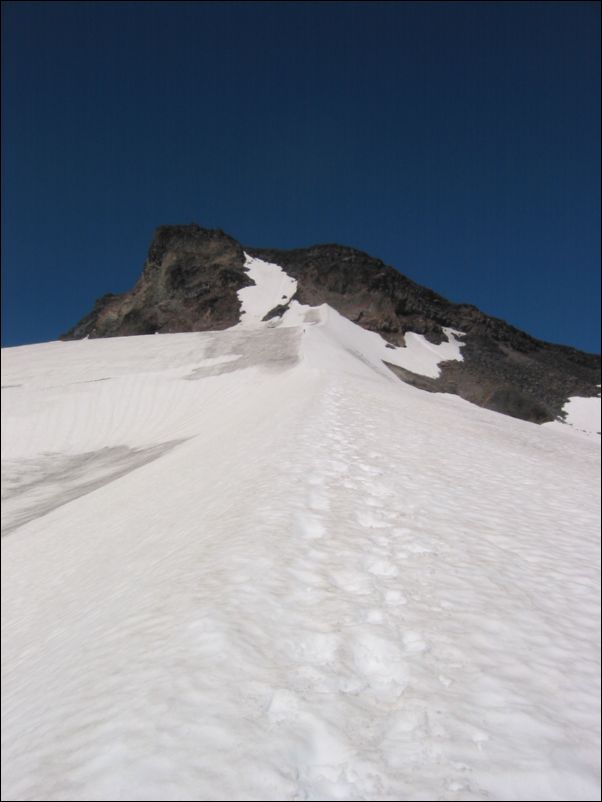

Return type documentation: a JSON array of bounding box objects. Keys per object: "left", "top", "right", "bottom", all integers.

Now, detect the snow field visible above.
[{"left": 1, "top": 258, "right": 600, "bottom": 801}]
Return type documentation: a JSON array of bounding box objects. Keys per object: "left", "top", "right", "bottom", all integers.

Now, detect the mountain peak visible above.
[{"left": 61, "top": 224, "right": 601, "bottom": 425}]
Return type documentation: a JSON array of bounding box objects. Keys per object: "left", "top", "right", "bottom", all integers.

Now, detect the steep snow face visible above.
[
  {"left": 237, "top": 253, "right": 297, "bottom": 326},
  {"left": 2, "top": 291, "right": 601, "bottom": 801}
]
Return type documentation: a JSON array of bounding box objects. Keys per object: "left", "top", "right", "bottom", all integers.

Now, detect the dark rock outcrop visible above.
[
  {"left": 62, "top": 224, "right": 601, "bottom": 424},
  {"left": 63, "top": 225, "right": 250, "bottom": 339}
]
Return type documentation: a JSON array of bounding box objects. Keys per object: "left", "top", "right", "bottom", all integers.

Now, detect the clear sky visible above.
[{"left": 2, "top": 1, "right": 600, "bottom": 351}]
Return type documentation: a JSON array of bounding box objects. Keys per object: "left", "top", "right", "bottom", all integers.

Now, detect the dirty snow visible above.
[{"left": 1, "top": 261, "right": 601, "bottom": 802}]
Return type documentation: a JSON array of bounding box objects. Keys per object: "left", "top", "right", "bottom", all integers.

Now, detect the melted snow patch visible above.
[{"left": 237, "top": 254, "right": 297, "bottom": 327}]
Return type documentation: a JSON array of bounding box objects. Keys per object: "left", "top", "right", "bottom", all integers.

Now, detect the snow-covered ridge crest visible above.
[
  {"left": 237, "top": 255, "right": 465, "bottom": 381},
  {"left": 236, "top": 255, "right": 599, "bottom": 437}
]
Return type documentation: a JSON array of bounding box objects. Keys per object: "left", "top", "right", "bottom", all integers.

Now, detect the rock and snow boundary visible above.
[
  {"left": 237, "top": 254, "right": 298, "bottom": 327},
  {"left": 239, "top": 256, "right": 599, "bottom": 431},
  {"left": 547, "top": 394, "right": 601, "bottom": 438},
  {"left": 238, "top": 253, "right": 466, "bottom": 382}
]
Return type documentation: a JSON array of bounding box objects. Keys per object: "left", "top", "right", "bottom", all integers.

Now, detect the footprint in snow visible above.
[
  {"left": 294, "top": 512, "right": 326, "bottom": 540},
  {"left": 356, "top": 510, "right": 389, "bottom": 529},
  {"left": 348, "top": 632, "right": 409, "bottom": 685},
  {"left": 267, "top": 689, "right": 300, "bottom": 724},
  {"left": 290, "top": 631, "right": 340, "bottom": 666},
  {"left": 364, "top": 482, "right": 395, "bottom": 499},
  {"left": 364, "top": 608, "right": 385, "bottom": 624},
  {"left": 405, "top": 542, "right": 434, "bottom": 555},
  {"left": 402, "top": 631, "right": 430, "bottom": 653},
  {"left": 308, "top": 488, "right": 330, "bottom": 512},
  {"left": 330, "top": 569, "right": 373, "bottom": 596},
  {"left": 384, "top": 589, "right": 408, "bottom": 606},
  {"left": 367, "top": 559, "right": 399, "bottom": 578},
  {"left": 357, "top": 463, "right": 383, "bottom": 477}
]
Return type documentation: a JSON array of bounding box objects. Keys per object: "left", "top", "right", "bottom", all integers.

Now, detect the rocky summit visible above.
[{"left": 62, "top": 224, "right": 601, "bottom": 425}]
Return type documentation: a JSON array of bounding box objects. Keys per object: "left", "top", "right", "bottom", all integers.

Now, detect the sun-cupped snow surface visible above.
[
  {"left": 2, "top": 309, "right": 601, "bottom": 801},
  {"left": 237, "top": 253, "right": 297, "bottom": 326}
]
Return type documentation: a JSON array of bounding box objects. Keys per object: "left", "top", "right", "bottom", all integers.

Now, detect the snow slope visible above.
[
  {"left": 238, "top": 253, "right": 297, "bottom": 326},
  {"left": 2, "top": 260, "right": 600, "bottom": 802},
  {"left": 557, "top": 395, "right": 601, "bottom": 437}
]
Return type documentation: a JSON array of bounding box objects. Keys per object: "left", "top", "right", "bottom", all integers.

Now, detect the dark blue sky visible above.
[{"left": 2, "top": 1, "right": 600, "bottom": 351}]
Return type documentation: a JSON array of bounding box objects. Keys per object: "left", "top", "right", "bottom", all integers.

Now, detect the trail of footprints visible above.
[
  {"left": 270, "top": 385, "right": 467, "bottom": 798},
  {"left": 296, "top": 387, "right": 430, "bottom": 629}
]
